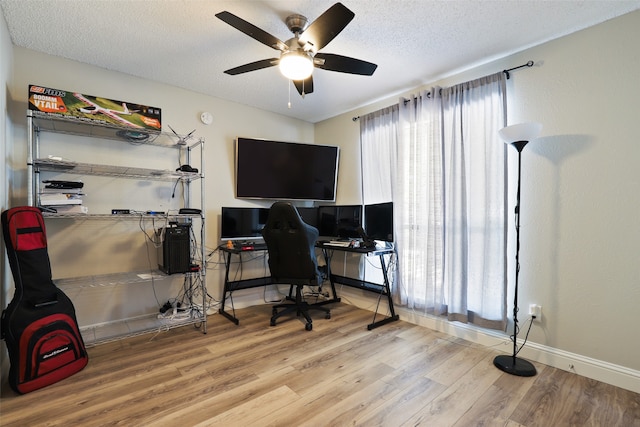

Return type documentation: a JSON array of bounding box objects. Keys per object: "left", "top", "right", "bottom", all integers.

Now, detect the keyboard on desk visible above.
[{"left": 323, "top": 240, "right": 352, "bottom": 247}]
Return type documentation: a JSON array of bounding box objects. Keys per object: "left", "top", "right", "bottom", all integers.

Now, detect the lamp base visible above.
[{"left": 493, "top": 354, "right": 537, "bottom": 377}]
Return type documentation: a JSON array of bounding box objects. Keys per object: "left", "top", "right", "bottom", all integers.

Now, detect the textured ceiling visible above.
[{"left": 2, "top": 0, "right": 639, "bottom": 123}]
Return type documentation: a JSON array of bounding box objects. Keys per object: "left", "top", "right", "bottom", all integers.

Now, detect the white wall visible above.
[{"left": 316, "top": 10, "right": 640, "bottom": 387}]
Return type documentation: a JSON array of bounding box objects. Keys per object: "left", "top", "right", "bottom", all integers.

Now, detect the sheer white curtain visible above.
[
  {"left": 360, "top": 106, "right": 398, "bottom": 204},
  {"left": 396, "top": 89, "right": 445, "bottom": 311},
  {"left": 440, "top": 73, "right": 508, "bottom": 328},
  {"left": 362, "top": 72, "right": 507, "bottom": 329},
  {"left": 359, "top": 106, "right": 399, "bottom": 288}
]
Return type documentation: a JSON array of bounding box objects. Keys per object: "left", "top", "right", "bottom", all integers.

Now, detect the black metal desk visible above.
[
  {"left": 218, "top": 244, "right": 340, "bottom": 325},
  {"left": 219, "top": 243, "right": 398, "bottom": 329},
  {"left": 218, "top": 245, "right": 269, "bottom": 324},
  {"left": 317, "top": 243, "right": 399, "bottom": 330}
]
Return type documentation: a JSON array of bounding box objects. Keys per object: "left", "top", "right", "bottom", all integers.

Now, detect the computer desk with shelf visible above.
[{"left": 218, "top": 242, "right": 399, "bottom": 330}]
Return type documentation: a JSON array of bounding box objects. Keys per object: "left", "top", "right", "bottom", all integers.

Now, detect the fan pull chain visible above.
[{"left": 288, "top": 80, "right": 291, "bottom": 109}]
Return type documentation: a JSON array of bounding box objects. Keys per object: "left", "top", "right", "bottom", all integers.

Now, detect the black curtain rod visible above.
[
  {"left": 401, "top": 90, "right": 439, "bottom": 106},
  {"left": 353, "top": 60, "right": 534, "bottom": 121},
  {"left": 503, "top": 60, "right": 534, "bottom": 79}
]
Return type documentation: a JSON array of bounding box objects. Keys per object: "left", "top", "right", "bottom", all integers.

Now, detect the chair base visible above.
[{"left": 270, "top": 288, "right": 330, "bottom": 331}]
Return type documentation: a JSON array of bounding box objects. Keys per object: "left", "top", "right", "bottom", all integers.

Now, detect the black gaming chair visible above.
[{"left": 261, "top": 202, "right": 330, "bottom": 331}]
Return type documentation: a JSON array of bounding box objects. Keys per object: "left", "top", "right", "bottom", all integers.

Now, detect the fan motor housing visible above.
[{"left": 286, "top": 14, "right": 308, "bottom": 34}]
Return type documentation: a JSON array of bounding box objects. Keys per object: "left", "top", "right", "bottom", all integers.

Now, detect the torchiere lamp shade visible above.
[{"left": 499, "top": 122, "right": 542, "bottom": 144}]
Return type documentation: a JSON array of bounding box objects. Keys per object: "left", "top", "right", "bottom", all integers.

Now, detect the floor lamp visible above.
[{"left": 493, "top": 122, "right": 542, "bottom": 377}]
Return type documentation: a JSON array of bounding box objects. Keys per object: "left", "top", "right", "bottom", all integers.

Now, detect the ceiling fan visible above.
[{"left": 215, "top": 2, "right": 377, "bottom": 97}]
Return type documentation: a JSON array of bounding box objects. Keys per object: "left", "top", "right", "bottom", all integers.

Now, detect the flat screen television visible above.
[
  {"left": 220, "top": 207, "right": 269, "bottom": 242},
  {"left": 317, "top": 205, "right": 363, "bottom": 239},
  {"left": 235, "top": 137, "right": 339, "bottom": 201},
  {"left": 364, "top": 202, "right": 394, "bottom": 242}
]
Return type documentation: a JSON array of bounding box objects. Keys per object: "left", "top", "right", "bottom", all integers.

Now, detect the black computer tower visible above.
[{"left": 157, "top": 225, "right": 190, "bottom": 274}]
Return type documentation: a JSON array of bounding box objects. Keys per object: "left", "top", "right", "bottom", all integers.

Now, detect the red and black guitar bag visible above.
[{"left": 1, "top": 206, "right": 88, "bottom": 394}]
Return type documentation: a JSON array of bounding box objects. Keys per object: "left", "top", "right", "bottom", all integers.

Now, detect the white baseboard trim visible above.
[
  {"left": 516, "top": 340, "right": 640, "bottom": 394},
  {"left": 402, "top": 308, "right": 640, "bottom": 393},
  {"left": 340, "top": 290, "right": 640, "bottom": 394},
  {"left": 231, "top": 289, "right": 640, "bottom": 394}
]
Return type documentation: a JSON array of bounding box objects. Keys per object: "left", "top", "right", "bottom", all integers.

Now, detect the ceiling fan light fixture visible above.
[{"left": 279, "top": 50, "right": 313, "bottom": 80}]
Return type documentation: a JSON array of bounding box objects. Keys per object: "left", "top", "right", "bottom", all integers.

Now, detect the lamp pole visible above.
[{"left": 493, "top": 123, "right": 540, "bottom": 377}]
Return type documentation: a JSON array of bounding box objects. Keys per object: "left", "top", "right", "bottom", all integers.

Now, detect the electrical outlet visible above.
[{"left": 529, "top": 304, "right": 542, "bottom": 322}]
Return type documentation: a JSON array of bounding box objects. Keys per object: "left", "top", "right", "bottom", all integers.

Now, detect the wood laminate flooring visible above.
[{"left": 1, "top": 304, "right": 639, "bottom": 426}]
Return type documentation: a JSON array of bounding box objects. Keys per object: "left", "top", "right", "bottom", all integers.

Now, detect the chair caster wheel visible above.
[
  {"left": 326, "top": 313, "right": 331, "bottom": 319},
  {"left": 270, "top": 319, "right": 276, "bottom": 326},
  {"left": 305, "top": 322, "right": 313, "bottom": 331}
]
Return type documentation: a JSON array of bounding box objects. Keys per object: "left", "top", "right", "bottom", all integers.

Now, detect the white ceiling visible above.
[{"left": 2, "top": 0, "right": 639, "bottom": 123}]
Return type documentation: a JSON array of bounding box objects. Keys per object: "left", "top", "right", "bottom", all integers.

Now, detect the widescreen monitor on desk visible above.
[
  {"left": 220, "top": 207, "right": 269, "bottom": 242},
  {"left": 317, "top": 205, "right": 363, "bottom": 239}
]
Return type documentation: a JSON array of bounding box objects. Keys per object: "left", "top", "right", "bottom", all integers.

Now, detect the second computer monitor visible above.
[
  {"left": 296, "top": 206, "right": 319, "bottom": 229},
  {"left": 317, "top": 205, "right": 363, "bottom": 239},
  {"left": 364, "top": 202, "right": 394, "bottom": 242}
]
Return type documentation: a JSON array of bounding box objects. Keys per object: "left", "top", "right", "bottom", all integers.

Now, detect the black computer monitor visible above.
[
  {"left": 364, "top": 202, "right": 394, "bottom": 242},
  {"left": 317, "top": 205, "right": 363, "bottom": 239},
  {"left": 220, "top": 207, "right": 269, "bottom": 241},
  {"left": 296, "top": 206, "right": 319, "bottom": 229}
]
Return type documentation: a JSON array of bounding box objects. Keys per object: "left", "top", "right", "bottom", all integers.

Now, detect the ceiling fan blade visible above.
[
  {"left": 293, "top": 76, "right": 314, "bottom": 96},
  {"left": 299, "top": 3, "right": 354, "bottom": 51},
  {"left": 314, "top": 53, "right": 377, "bottom": 75},
  {"left": 224, "top": 58, "right": 279, "bottom": 75},
  {"left": 216, "top": 11, "right": 287, "bottom": 51}
]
